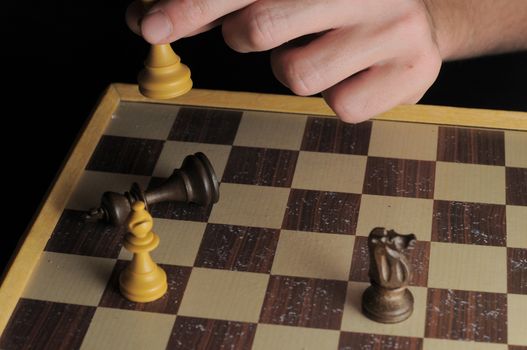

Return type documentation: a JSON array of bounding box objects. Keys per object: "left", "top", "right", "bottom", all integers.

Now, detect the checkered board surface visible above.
[{"left": 1, "top": 101, "right": 526, "bottom": 350}]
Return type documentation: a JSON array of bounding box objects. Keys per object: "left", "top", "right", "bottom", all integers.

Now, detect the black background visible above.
[{"left": 1, "top": 1, "right": 526, "bottom": 274}]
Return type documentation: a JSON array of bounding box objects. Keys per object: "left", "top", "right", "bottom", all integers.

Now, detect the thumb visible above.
[{"left": 126, "top": 0, "right": 174, "bottom": 44}]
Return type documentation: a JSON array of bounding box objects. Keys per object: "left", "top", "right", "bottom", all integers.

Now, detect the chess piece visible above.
[
  {"left": 362, "top": 227, "right": 416, "bottom": 323},
  {"left": 86, "top": 152, "right": 219, "bottom": 226},
  {"left": 119, "top": 201, "right": 167, "bottom": 302},
  {"left": 137, "top": 0, "right": 192, "bottom": 99}
]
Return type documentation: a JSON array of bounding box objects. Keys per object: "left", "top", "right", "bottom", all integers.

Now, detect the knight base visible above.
[{"left": 362, "top": 284, "right": 414, "bottom": 323}]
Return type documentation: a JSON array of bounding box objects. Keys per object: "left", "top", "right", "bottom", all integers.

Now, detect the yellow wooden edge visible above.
[
  {"left": 114, "top": 83, "right": 527, "bottom": 130},
  {"left": 0, "top": 85, "right": 121, "bottom": 333}
]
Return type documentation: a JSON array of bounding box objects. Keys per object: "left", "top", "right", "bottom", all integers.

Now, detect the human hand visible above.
[{"left": 127, "top": 0, "right": 442, "bottom": 123}]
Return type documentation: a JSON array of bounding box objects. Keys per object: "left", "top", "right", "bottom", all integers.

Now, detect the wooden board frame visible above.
[{"left": 1, "top": 83, "right": 525, "bottom": 333}]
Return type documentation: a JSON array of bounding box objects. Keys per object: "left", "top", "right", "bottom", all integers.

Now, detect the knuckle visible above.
[
  {"left": 394, "top": 3, "right": 430, "bottom": 40},
  {"left": 404, "top": 2, "right": 428, "bottom": 25},
  {"left": 339, "top": 103, "right": 371, "bottom": 124},
  {"left": 424, "top": 54, "right": 442, "bottom": 79},
  {"left": 245, "top": 6, "right": 282, "bottom": 50},
  {"left": 278, "top": 54, "right": 320, "bottom": 96},
  {"left": 408, "top": 50, "right": 442, "bottom": 84},
  {"left": 326, "top": 93, "right": 372, "bottom": 124},
  {"left": 177, "top": 0, "right": 209, "bottom": 27}
]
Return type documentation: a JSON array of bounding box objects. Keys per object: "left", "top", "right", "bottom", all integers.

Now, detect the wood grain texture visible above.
[
  {"left": 338, "top": 331, "right": 423, "bottom": 350},
  {"left": 506, "top": 167, "right": 527, "bottom": 206},
  {"left": 301, "top": 117, "right": 371, "bottom": 155},
  {"left": 86, "top": 135, "right": 164, "bottom": 176},
  {"left": 169, "top": 107, "right": 242, "bottom": 144},
  {"left": 363, "top": 157, "right": 436, "bottom": 199},
  {"left": 282, "top": 189, "right": 361, "bottom": 234},
  {"left": 222, "top": 146, "right": 299, "bottom": 187},
  {"left": 432, "top": 200, "right": 506, "bottom": 246},
  {"left": 259, "top": 275, "right": 347, "bottom": 329},
  {"left": 425, "top": 288, "right": 507, "bottom": 343},
  {"left": 167, "top": 316, "right": 257, "bottom": 350},
  {"left": 194, "top": 224, "right": 280, "bottom": 273},
  {"left": 437, "top": 127, "right": 505, "bottom": 165},
  {"left": 45, "top": 209, "right": 126, "bottom": 258},
  {"left": 507, "top": 248, "right": 527, "bottom": 294},
  {"left": 0, "top": 299, "right": 95, "bottom": 350}
]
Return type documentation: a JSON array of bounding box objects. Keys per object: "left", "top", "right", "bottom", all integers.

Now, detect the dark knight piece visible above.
[
  {"left": 362, "top": 227, "right": 416, "bottom": 323},
  {"left": 86, "top": 152, "right": 219, "bottom": 226}
]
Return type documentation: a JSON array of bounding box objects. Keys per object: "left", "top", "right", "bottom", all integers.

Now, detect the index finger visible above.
[
  {"left": 126, "top": 0, "right": 144, "bottom": 36},
  {"left": 140, "top": 0, "right": 257, "bottom": 44}
]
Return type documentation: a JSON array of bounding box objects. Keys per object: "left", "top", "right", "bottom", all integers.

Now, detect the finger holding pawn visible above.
[{"left": 137, "top": 0, "right": 192, "bottom": 99}]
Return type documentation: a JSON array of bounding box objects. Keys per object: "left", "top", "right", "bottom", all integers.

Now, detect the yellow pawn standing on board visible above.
[
  {"left": 138, "top": 0, "right": 192, "bottom": 99},
  {"left": 119, "top": 201, "right": 167, "bottom": 302}
]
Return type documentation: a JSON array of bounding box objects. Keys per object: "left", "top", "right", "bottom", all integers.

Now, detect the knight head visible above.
[{"left": 369, "top": 227, "right": 416, "bottom": 252}]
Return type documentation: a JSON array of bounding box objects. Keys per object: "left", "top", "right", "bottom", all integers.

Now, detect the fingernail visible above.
[{"left": 141, "top": 10, "right": 173, "bottom": 43}]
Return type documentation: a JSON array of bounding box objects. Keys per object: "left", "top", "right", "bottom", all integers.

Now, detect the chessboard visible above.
[{"left": 1, "top": 84, "right": 526, "bottom": 349}]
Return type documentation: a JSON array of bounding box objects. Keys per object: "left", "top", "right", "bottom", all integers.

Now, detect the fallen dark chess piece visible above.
[{"left": 85, "top": 152, "right": 219, "bottom": 226}]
